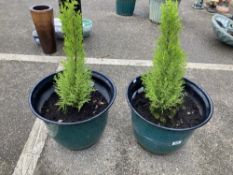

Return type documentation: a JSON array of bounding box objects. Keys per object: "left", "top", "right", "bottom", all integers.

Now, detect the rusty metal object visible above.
[{"left": 30, "top": 5, "right": 56, "bottom": 54}]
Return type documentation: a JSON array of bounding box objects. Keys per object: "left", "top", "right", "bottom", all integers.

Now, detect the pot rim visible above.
[
  {"left": 126, "top": 76, "right": 214, "bottom": 132},
  {"left": 30, "top": 4, "right": 53, "bottom": 13},
  {"left": 29, "top": 71, "right": 117, "bottom": 125}
]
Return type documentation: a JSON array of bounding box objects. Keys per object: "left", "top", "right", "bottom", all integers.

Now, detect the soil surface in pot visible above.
[
  {"left": 132, "top": 92, "right": 202, "bottom": 129},
  {"left": 41, "top": 91, "right": 108, "bottom": 122}
]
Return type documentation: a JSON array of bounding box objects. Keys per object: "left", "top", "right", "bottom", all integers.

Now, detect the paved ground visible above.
[
  {"left": 0, "top": 0, "right": 232, "bottom": 175},
  {"left": 0, "top": 61, "right": 57, "bottom": 175},
  {"left": 1, "top": 58, "right": 232, "bottom": 175},
  {"left": 0, "top": 0, "right": 232, "bottom": 64}
]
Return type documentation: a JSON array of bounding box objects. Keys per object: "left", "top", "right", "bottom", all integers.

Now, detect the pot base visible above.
[{"left": 135, "top": 131, "right": 188, "bottom": 154}]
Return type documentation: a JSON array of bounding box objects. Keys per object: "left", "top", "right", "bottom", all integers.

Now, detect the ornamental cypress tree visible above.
[
  {"left": 142, "top": 0, "right": 186, "bottom": 124},
  {"left": 55, "top": 0, "right": 94, "bottom": 112}
]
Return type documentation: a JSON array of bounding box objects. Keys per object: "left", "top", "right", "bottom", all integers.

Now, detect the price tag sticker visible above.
[{"left": 172, "top": 140, "right": 182, "bottom": 146}]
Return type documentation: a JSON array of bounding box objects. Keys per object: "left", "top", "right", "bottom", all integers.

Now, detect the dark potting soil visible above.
[
  {"left": 132, "top": 92, "right": 203, "bottom": 129},
  {"left": 41, "top": 91, "right": 108, "bottom": 122}
]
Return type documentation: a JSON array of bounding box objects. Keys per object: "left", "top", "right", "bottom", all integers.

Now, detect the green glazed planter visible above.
[
  {"left": 127, "top": 76, "right": 213, "bottom": 154},
  {"left": 116, "top": 0, "right": 136, "bottom": 16},
  {"left": 29, "top": 71, "right": 116, "bottom": 150},
  {"left": 83, "top": 18, "right": 92, "bottom": 38}
]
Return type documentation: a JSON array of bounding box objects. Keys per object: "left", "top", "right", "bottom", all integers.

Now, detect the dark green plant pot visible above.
[
  {"left": 29, "top": 71, "right": 116, "bottom": 150},
  {"left": 116, "top": 0, "right": 136, "bottom": 16},
  {"left": 127, "top": 76, "right": 213, "bottom": 154}
]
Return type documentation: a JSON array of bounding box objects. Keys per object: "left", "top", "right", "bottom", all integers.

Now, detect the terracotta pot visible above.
[
  {"left": 216, "top": 5, "right": 230, "bottom": 14},
  {"left": 30, "top": 5, "right": 56, "bottom": 54}
]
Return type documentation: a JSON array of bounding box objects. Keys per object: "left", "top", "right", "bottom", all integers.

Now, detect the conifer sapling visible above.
[
  {"left": 142, "top": 0, "right": 186, "bottom": 124},
  {"left": 55, "top": 0, "right": 94, "bottom": 112}
]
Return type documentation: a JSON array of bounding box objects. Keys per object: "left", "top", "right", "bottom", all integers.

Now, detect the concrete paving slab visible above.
[
  {"left": 0, "top": 61, "right": 57, "bottom": 175},
  {"left": 0, "top": 0, "right": 61, "bottom": 56},
  {"left": 0, "top": 0, "right": 232, "bottom": 64},
  {"left": 34, "top": 65, "right": 233, "bottom": 175},
  {"left": 83, "top": 0, "right": 233, "bottom": 64}
]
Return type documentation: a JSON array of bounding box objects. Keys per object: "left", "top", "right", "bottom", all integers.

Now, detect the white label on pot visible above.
[{"left": 172, "top": 140, "right": 182, "bottom": 146}]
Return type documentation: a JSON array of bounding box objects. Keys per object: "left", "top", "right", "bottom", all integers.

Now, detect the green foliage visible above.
[
  {"left": 54, "top": 0, "right": 94, "bottom": 112},
  {"left": 142, "top": 0, "right": 186, "bottom": 123}
]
